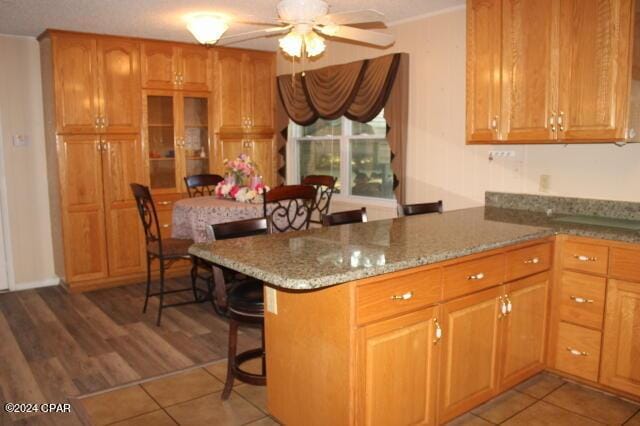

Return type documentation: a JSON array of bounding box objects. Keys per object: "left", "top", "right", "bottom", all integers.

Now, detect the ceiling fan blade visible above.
[
  {"left": 316, "top": 9, "right": 385, "bottom": 26},
  {"left": 218, "top": 25, "right": 291, "bottom": 42},
  {"left": 325, "top": 26, "right": 395, "bottom": 47}
]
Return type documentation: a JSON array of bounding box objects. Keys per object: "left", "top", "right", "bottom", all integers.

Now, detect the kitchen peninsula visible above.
[{"left": 190, "top": 193, "right": 640, "bottom": 425}]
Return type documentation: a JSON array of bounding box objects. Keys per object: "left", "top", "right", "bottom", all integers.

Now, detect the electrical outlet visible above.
[
  {"left": 488, "top": 150, "right": 516, "bottom": 159},
  {"left": 12, "top": 134, "right": 28, "bottom": 147},
  {"left": 539, "top": 174, "right": 551, "bottom": 193}
]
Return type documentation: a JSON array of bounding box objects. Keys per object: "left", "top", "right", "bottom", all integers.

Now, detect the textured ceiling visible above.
[{"left": 0, "top": 0, "right": 464, "bottom": 50}]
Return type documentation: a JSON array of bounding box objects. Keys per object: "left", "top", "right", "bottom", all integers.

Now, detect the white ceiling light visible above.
[
  {"left": 279, "top": 32, "right": 303, "bottom": 57},
  {"left": 187, "top": 14, "right": 229, "bottom": 45}
]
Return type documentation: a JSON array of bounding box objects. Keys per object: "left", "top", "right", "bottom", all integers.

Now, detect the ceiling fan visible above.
[{"left": 188, "top": 0, "right": 395, "bottom": 58}]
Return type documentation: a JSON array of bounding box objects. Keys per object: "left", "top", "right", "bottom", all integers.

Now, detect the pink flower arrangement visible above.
[{"left": 214, "top": 154, "right": 270, "bottom": 202}]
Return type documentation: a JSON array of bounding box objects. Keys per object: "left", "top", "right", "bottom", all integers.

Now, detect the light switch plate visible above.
[
  {"left": 265, "top": 286, "right": 278, "bottom": 315},
  {"left": 12, "top": 134, "right": 28, "bottom": 147}
]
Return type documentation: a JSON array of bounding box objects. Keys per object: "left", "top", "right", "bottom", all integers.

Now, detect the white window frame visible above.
[{"left": 287, "top": 117, "right": 398, "bottom": 208}]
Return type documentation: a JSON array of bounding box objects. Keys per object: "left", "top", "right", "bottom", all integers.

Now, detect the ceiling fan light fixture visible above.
[
  {"left": 304, "top": 31, "right": 325, "bottom": 57},
  {"left": 319, "top": 24, "right": 339, "bottom": 37},
  {"left": 279, "top": 32, "right": 303, "bottom": 57},
  {"left": 187, "top": 14, "right": 229, "bottom": 45}
]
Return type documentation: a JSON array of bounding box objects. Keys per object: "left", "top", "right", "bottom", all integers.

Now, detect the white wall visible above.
[
  {"left": 0, "top": 35, "right": 57, "bottom": 289},
  {"left": 278, "top": 7, "right": 640, "bottom": 217}
]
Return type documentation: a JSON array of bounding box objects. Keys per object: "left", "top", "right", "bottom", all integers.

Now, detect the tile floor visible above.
[{"left": 72, "top": 367, "right": 640, "bottom": 425}]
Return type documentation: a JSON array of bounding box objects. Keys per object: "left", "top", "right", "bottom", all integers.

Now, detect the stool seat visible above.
[{"left": 228, "top": 280, "right": 264, "bottom": 316}]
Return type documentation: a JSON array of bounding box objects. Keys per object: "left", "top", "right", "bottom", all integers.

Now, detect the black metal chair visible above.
[
  {"left": 130, "top": 183, "right": 210, "bottom": 325},
  {"left": 184, "top": 174, "right": 224, "bottom": 197},
  {"left": 210, "top": 217, "right": 271, "bottom": 400},
  {"left": 263, "top": 184, "right": 317, "bottom": 233},
  {"left": 322, "top": 208, "right": 368, "bottom": 226},
  {"left": 402, "top": 200, "right": 444, "bottom": 216},
  {"left": 302, "top": 175, "right": 337, "bottom": 225}
]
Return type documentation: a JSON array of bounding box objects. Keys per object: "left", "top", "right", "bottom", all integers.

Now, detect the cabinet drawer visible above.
[
  {"left": 558, "top": 271, "right": 606, "bottom": 330},
  {"left": 562, "top": 241, "right": 608, "bottom": 275},
  {"left": 356, "top": 269, "right": 442, "bottom": 325},
  {"left": 154, "top": 193, "right": 183, "bottom": 211},
  {"left": 505, "top": 242, "right": 552, "bottom": 282},
  {"left": 156, "top": 209, "right": 173, "bottom": 239},
  {"left": 443, "top": 254, "right": 505, "bottom": 300},
  {"left": 609, "top": 247, "right": 640, "bottom": 282},
  {"left": 554, "top": 322, "right": 601, "bottom": 382}
]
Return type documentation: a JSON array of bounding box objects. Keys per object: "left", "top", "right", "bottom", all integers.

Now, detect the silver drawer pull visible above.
[
  {"left": 161, "top": 224, "right": 170, "bottom": 228},
  {"left": 524, "top": 257, "right": 540, "bottom": 264},
  {"left": 467, "top": 272, "right": 485, "bottom": 281},
  {"left": 570, "top": 295, "right": 594, "bottom": 304},
  {"left": 566, "top": 347, "right": 589, "bottom": 357},
  {"left": 574, "top": 254, "right": 597, "bottom": 262},
  {"left": 433, "top": 318, "right": 442, "bottom": 343},
  {"left": 390, "top": 291, "right": 413, "bottom": 301},
  {"left": 158, "top": 201, "right": 172, "bottom": 206}
]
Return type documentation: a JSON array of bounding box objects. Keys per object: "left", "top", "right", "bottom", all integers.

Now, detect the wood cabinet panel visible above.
[
  {"left": 505, "top": 242, "right": 552, "bottom": 281},
  {"left": 215, "top": 50, "right": 245, "bottom": 132},
  {"left": 558, "top": 271, "right": 606, "bottom": 329},
  {"left": 356, "top": 306, "right": 440, "bottom": 425},
  {"left": 562, "top": 240, "right": 609, "bottom": 275},
  {"left": 102, "top": 135, "right": 145, "bottom": 276},
  {"left": 179, "top": 46, "right": 210, "bottom": 91},
  {"left": 59, "top": 135, "right": 108, "bottom": 281},
  {"left": 245, "top": 52, "right": 274, "bottom": 133},
  {"left": 141, "top": 42, "right": 178, "bottom": 90},
  {"left": 215, "top": 137, "right": 247, "bottom": 176},
  {"left": 97, "top": 38, "right": 141, "bottom": 133},
  {"left": 443, "top": 253, "right": 505, "bottom": 300},
  {"left": 501, "top": 0, "right": 558, "bottom": 141},
  {"left": 609, "top": 247, "right": 640, "bottom": 282},
  {"left": 554, "top": 321, "right": 602, "bottom": 382},
  {"left": 356, "top": 268, "right": 442, "bottom": 325},
  {"left": 500, "top": 273, "right": 548, "bottom": 389},
  {"left": 557, "top": 0, "right": 633, "bottom": 141},
  {"left": 439, "top": 286, "right": 502, "bottom": 422},
  {"left": 53, "top": 34, "right": 100, "bottom": 133},
  {"left": 249, "top": 137, "right": 275, "bottom": 187},
  {"left": 467, "top": 0, "right": 502, "bottom": 142},
  {"left": 600, "top": 279, "right": 640, "bottom": 396}
]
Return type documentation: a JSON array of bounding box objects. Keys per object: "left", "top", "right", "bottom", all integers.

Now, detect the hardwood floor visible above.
[{"left": 0, "top": 277, "right": 261, "bottom": 425}]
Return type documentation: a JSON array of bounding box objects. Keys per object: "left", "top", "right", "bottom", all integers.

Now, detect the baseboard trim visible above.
[{"left": 13, "top": 276, "right": 60, "bottom": 291}]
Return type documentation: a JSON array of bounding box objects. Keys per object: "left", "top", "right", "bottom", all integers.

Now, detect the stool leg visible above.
[
  {"left": 222, "top": 318, "right": 238, "bottom": 400},
  {"left": 190, "top": 256, "right": 199, "bottom": 302},
  {"left": 156, "top": 260, "right": 165, "bottom": 326},
  {"left": 143, "top": 254, "right": 152, "bottom": 313}
]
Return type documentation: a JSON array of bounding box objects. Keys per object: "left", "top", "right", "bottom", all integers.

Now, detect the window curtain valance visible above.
[{"left": 275, "top": 52, "right": 409, "bottom": 203}]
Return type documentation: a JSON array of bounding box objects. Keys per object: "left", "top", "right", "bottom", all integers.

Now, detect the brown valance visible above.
[{"left": 275, "top": 53, "right": 409, "bottom": 203}]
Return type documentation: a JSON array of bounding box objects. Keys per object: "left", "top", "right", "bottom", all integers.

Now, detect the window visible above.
[{"left": 291, "top": 111, "right": 395, "bottom": 202}]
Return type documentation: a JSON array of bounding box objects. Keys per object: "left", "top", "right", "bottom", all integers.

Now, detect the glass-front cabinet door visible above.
[
  {"left": 145, "top": 91, "right": 211, "bottom": 193},
  {"left": 147, "top": 94, "right": 177, "bottom": 191}
]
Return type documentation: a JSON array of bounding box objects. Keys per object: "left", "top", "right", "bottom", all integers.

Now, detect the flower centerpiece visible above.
[{"left": 214, "top": 154, "right": 269, "bottom": 203}]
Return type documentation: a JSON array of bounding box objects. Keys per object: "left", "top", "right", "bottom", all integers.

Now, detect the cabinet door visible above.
[
  {"left": 467, "top": 0, "right": 502, "bottom": 143},
  {"left": 102, "top": 135, "right": 146, "bottom": 277},
  {"left": 215, "top": 50, "right": 245, "bottom": 133},
  {"left": 249, "top": 137, "right": 275, "bottom": 186},
  {"left": 215, "top": 137, "right": 248, "bottom": 175},
  {"left": 182, "top": 94, "right": 212, "bottom": 189},
  {"left": 439, "top": 286, "right": 503, "bottom": 423},
  {"left": 179, "top": 46, "right": 211, "bottom": 91},
  {"left": 500, "top": 272, "right": 549, "bottom": 390},
  {"left": 244, "top": 52, "right": 275, "bottom": 133},
  {"left": 356, "top": 306, "right": 440, "bottom": 426},
  {"left": 97, "top": 38, "right": 141, "bottom": 133},
  {"left": 141, "top": 42, "right": 178, "bottom": 90},
  {"left": 558, "top": 0, "right": 633, "bottom": 141},
  {"left": 601, "top": 279, "right": 640, "bottom": 396},
  {"left": 501, "top": 0, "right": 558, "bottom": 141},
  {"left": 59, "top": 135, "right": 108, "bottom": 282},
  {"left": 52, "top": 34, "right": 100, "bottom": 133},
  {"left": 145, "top": 92, "right": 179, "bottom": 191}
]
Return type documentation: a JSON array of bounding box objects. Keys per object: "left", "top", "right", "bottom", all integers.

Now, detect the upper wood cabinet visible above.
[
  {"left": 466, "top": 0, "right": 502, "bottom": 142},
  {"left": 467, "top": 0, "right": 634, "bottom": 144},
  {"left": 214, "top": 49, "right": 275, "bottom": 134},
  {"left": 52, "top": 33, "right": 140, "bottom": 134},
  {"left": 214, "top": 136, "right": 275, "bottom": 186},
  {"left": 141, "top": 42, "right": 211, "bottom": 91}
]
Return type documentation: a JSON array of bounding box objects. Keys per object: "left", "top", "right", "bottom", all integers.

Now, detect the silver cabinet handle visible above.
[
  {"left": 567, "top": 347, "right": 588, "bottom": 357},
  {"left": 504, "top": 295, "right": 513, "bottom": 314},
  {"left": 157, "top": 201, "right": 172, "bottom": 206},
  {"left": 549, "top": 113, "right": 557, "bottom": 132},
  {"left": 490, "top": 115, "right": 498, "bottom": 130},
  {"left": 433, "top": 318, "right": 442, "bottom": 344},
  {"left": 390, "top": 291, "right": 413, "bottom": 301},
  {"left": 570, "top": 295, "right": 594, "bottom": 304},
  {"left": 574, "top": 254, "right": 597, "bottom": 262},
  {"left": 96, "top": 140, "right": 102, "bottom": 151},
  {"left": 558, "top": 111, "right": 566, "bottom": 131},
  {"left": 467, "top": 272, "right": 485, "bottom": 281},
  {"left": 161, "top": 224, "right": 170, "bottom": 228},
  {"left": 499, "top": 296, "right": 508, "bottom": 319},
  {"left": 524, "top": 257, "right": 540, "bottom": 264}
]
